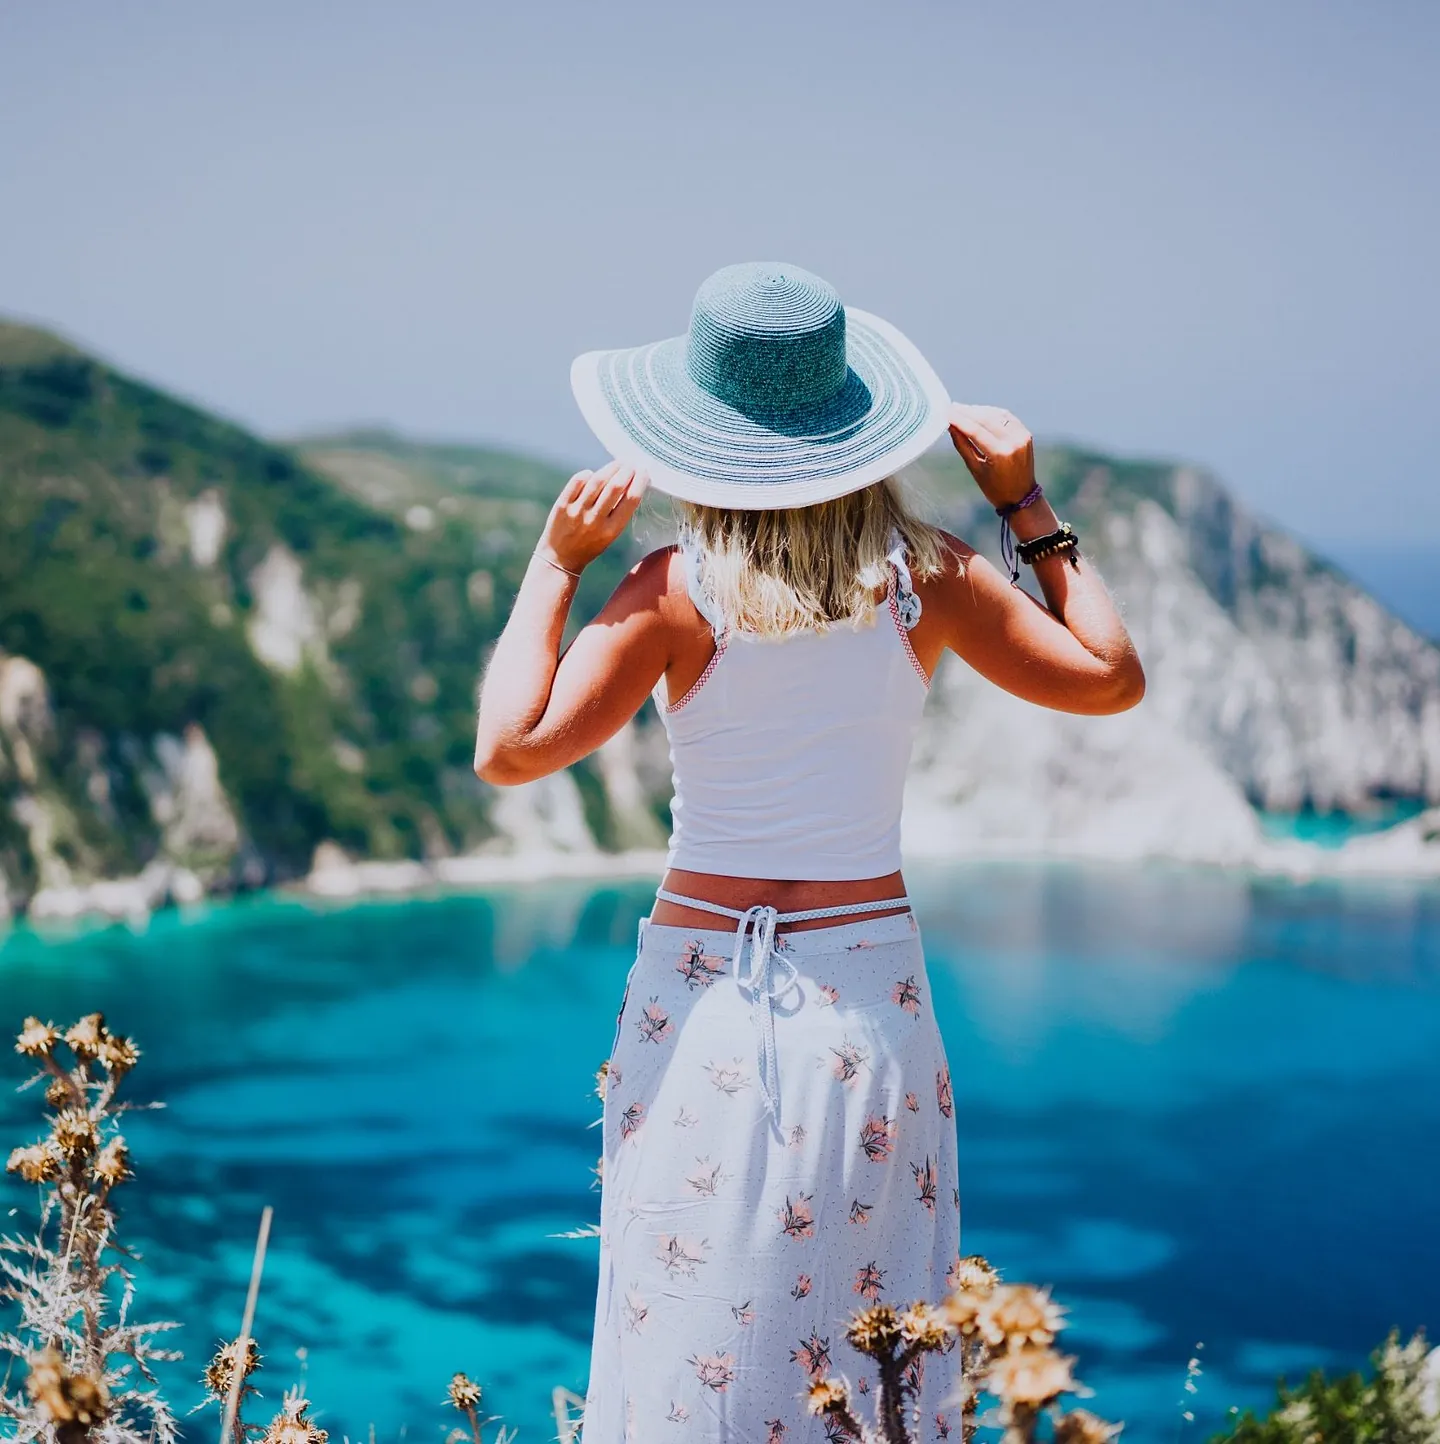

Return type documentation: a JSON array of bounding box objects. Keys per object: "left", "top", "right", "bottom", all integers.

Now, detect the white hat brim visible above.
[{"left": 570, "top": 307, "right": 951, "bottom": 509}]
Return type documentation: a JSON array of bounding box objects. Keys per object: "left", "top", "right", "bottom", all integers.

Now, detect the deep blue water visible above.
[{"left": 2, "top": 861, "right": 1438, "bottom": 1442}]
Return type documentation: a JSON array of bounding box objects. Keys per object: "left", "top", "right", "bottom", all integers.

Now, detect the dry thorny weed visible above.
[
  {"left": 805, "top": 1254, "right": 1122, "bottom": 1444},
  {"left": 1, "top": 1013, "right": 180, "bottom": 1444}
]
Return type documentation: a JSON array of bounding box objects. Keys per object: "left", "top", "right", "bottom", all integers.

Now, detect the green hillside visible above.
[{"left": 0, "top": 322, "right": 640, "bottom": 905}]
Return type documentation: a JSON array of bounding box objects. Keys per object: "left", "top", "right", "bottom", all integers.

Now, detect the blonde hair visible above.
[{"left": 677, "top": 477, "right": 949, "bottom": 638}]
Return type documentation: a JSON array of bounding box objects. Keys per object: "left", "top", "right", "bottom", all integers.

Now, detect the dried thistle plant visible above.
[
  {"left": 1, "top": 1013, "right": 181, "bottom": 1443},
  {"left": 808, "top": 1255, "right": 1123, "bottom": 1444}
]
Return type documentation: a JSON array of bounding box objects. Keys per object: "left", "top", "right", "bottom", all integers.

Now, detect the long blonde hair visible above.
[{"left": 677, "top": 477, "right": 949, "bottom": 637}]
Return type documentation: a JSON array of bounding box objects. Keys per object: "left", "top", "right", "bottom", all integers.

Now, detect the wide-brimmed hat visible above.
[{"left": 570, "top": 261, "right": 951, "bottom": 509}]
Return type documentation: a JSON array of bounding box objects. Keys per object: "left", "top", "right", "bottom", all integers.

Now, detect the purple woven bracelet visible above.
[{"left": 997, "top": 482, "right": 1045, "bottom": 581}]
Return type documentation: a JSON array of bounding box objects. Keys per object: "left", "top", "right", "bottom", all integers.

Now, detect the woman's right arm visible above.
[{"left": 935, "top": 404, "right": 1146, "bottom": 716}]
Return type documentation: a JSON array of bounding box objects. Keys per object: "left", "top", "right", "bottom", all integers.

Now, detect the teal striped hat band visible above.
[{"left": 571, "top": 261, "right": 951, "bottom": 509}]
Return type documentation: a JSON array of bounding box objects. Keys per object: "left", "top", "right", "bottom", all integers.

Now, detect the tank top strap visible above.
[
  {"left": 886, "top": 528, "right": 922, "bottom": 631},
  {"left": 677, "top": 533, "right": 727, "bottom": 640}
]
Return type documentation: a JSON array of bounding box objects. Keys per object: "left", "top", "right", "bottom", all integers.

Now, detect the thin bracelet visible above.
[
  {"left": 996, "top": 481, "right": 1045, "bottom": 583},
  {"left": 533, "top": 549, "right": 583, "bottom": 581}
]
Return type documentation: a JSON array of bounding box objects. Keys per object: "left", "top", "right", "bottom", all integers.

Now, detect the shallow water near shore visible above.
[{"left": 3, "top": 860, "right": 1439, "bottom": 1441}]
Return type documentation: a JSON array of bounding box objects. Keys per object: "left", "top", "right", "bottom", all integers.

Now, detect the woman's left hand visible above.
[{"left": 537, "top": 462, "right": 649, "bottom": 573}]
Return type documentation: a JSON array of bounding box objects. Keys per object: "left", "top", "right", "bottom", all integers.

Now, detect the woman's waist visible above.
[{"left": 653, "top": 867, "right": 911, "bottom": 934}]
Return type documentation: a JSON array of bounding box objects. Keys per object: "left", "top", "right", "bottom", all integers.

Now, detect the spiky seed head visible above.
[
  {"left": 446, "top": 1373, "right": 482, "bottom": 1411},
  {"left": 204, "top": 1337, "right": 262, "bottom": 1399},
  {"left": 983, "top": 1344, "right": 1080, "bottom": 1407},
  {"left": 1053, "top": 1409, "right": 1123, "bottom": 1444},
  {"left": 7, "top": 1143, "right": 62, "bottom": 1184},
  {"left": 806, "top": 1378, "right": 851, "bottom": 1416},
  {"left": 25, "top": 1347, "right": 111, "bottom": 1431},
  {"left": 98, "top": 1034, "right": 141, "bottom": 1075},
  {"left": 51, "top": 1108, "right": 98, "bottom": 1160},
  {"left": 45, "top": 1078, "right": 74, "bottom": 1110},
  {"left": 65, "top": 1013, "right": 109, "bottom": 1059},
  {"left": 595, "top": 1059, "right": 609, "bottom": 1102},
  {"left": 16, "top": 1017, "right": 59, "bottom": 1058},
  {"left": 261, "top": 1394, "right": 328, "bottom": 1444},
  {"left": 899, "top": 1301, "right": 954, "bottom": 1351},
  {"left": 976, "top": 1284, "right": 1067, "bottom": 1349},
  {"left": 951, "top": 1255, "right": 1000, "bottom": 1294},
  {"left": 94, "top": 1137, "right": 131, "bottom": 1186},
  {"left": 846, "top": 1303, "right": 903, "bottom": 1356}
]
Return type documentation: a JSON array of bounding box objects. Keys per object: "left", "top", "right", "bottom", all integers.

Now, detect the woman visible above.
[{"left": 474, "top": 263, "right": 1144, "bottom": 1443}]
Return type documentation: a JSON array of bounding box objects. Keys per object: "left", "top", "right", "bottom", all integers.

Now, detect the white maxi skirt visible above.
[{"left": 582, "top": 911, "right": 963, "bottom": 1444}]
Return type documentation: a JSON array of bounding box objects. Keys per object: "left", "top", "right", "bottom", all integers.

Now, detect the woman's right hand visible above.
[
  {"left": 537, "top": 462, "right": 649, "bottom": 573},
  {"left": 948, "top": 403, "right": 1037, "bottom": 511}
]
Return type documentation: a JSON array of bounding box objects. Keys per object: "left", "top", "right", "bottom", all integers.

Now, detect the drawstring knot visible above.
[{"left": 729, "top": 904, "right": 799, "bottom": 1138}]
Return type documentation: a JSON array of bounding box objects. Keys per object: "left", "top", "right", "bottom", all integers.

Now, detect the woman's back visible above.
[{"left": 660, "top": 540, "right": 929, "bottom": 881}]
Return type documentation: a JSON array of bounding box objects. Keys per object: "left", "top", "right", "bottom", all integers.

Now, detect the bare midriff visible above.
[{"left": 651, "top": 867, "right": 911, "bottom": 933}]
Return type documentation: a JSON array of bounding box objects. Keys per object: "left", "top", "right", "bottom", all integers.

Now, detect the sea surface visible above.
[{"left": 2, "top": 861, "right": 1438, "bottom": 1442}]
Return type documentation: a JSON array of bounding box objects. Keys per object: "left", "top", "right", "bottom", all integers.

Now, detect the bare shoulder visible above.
[{"left": 597, "top": 545, "right": 708, "bottom": 633}]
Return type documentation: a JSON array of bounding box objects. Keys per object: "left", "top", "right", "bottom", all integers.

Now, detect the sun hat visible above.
[{"left": 570, "top": 261, "right": 951, "bottom": 509}]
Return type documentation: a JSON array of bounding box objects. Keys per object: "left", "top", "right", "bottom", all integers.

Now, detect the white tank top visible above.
[{"left": 656, "top": 534, "right": 931, "bottom": 881}]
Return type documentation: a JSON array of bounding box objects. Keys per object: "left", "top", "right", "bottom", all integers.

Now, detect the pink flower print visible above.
[
  {"left": 817, "top": 983, "right": 839, "bottom": 1006},
  {"left": 731, "top": 1300, "right": 755, "bottom": 1326},
  {"left": 609, "top": 1062, "right": 623, "bottom": 1087},
  {"left": 830, "top": 1039, "right": 869, "bottom": 1085},
  {"left": 846, "top": 937, "right": 877, "bottom": 950},
  {"left": 936, "top": 1413, "right": 952, "bottom": 1440},
  {"left": 790, "top": 1330, "right": 832, "bottom": 1378},
  {"left": 637, "top": 996, "right": 673, "bottom": 1044},
  {"left": 937, "top": 1065, "right": 954, "bottom": 1118},
  {"left": 858, "top": 1114, "right": 897, "bottom": 1163},
  {"left": 705, "top": 1058, "right": 750, "bottom": 1095},
  {"left": 945, "top": 1256, "right": 965, "bottom": 1291},
  {"left": 667, "top": 1403, "right": 689, "bottom": 1423},
  {"left": 688, "top": 1352, "right": 736, "bottom": 1391},
  {"left": 622, "top": 1289, "right": 648, "bottom": 1333},
  {"left": 765, "top": 1422, "right": 787, "bottom": 1444},
  {"left": 891, "top": 976, "right": 922, "bottom": 1016},
  {"left": 905, "top": 1091, "right": 920, "bottom": 1113},
  {"left": 674, "top": 1104, "right": 699, "bottom": 1128},
  {"left": 912, "top": 1155, "right": 938, "bottom": 1214},
  {"left": 823, "top": 1419, "right": 862, "bottom": 1444},
  {"left": 620, "top": 1101, "right": 645, "bottom": 1140},
  {"left": 856, "top": 1376, "right": 871, "bottom": 1396},
  {"left": 676, "top": 941, "right": 727, "bottom": 990},
  {"left": 788, "top": 1124, "right": 807, "bottom": 1150},
  {"left": 685, "top": 1157, "right": 726, "bottom": 1196},
  {"left": 657, "top": 1233, "right": 708, "bottom": 1279},
  {"left": 902, "top": 1353, "right": 925, "bottom": 1394},
  {"left": 791, "top": 1273, "right": 812, "bottom": 1299},
  {"left": 778, "top": 1193, "right": 816, "bottom": 1239},
  {"left": 849, "top": 1198, "right": 873, "bottom": 1225},
  {"left": 853, "top": 1260, "right": 886, "bottom": 1300}
]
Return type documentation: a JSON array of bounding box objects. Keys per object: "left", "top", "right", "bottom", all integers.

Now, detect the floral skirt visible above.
[{"left": 582, "top": 911, "right": 963, "bottom": 1444}]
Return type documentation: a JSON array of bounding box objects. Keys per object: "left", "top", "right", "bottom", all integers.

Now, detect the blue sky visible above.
[{"left": 1, "top": 1, "right": 1436, "bottom": 553}]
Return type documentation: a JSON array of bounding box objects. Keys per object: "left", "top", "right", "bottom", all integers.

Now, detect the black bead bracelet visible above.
[{"left": 1015, "top": 522, "right": 1081, "bottom": 568}]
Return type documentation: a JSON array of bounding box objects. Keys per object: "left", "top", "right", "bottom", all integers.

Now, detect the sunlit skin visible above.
[{"left": 474, "top": 402, "right": 1145, "bottom": 931}]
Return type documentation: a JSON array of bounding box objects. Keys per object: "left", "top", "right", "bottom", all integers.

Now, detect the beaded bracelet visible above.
[{"left": 1016, "top": 522, "right": 1081, "bottom": 568}]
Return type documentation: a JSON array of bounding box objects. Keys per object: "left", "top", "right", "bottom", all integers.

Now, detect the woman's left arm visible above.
[{"left": 474, "top": 463, "right": 667, "bottom": 785}]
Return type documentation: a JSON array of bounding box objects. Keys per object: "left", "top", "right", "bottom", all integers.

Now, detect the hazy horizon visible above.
[{"left": 2, "top": 1, "right": 1437, "bottom": 557}]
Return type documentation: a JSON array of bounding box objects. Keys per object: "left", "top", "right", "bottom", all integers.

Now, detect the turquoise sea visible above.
[{"left": 2, "top": 861, "right": 1439, "bottom": 1442}]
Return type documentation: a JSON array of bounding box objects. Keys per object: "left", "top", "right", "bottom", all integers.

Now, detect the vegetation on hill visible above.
[{"left": 0, "top": 322, "right": 644, "bottom": 906}]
